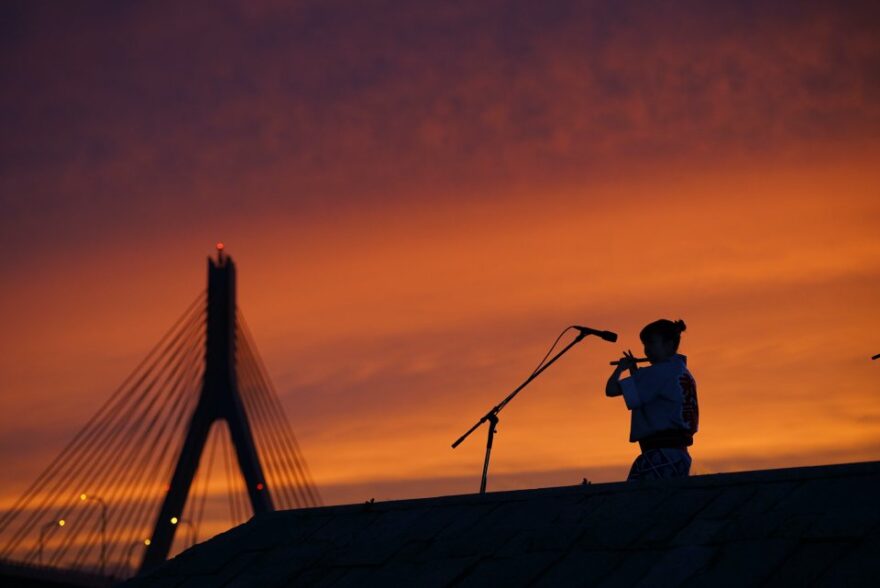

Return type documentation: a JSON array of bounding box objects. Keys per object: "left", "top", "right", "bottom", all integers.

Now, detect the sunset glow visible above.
[{"left": 1, "top": 0, "right": 879, "bottom": 567}]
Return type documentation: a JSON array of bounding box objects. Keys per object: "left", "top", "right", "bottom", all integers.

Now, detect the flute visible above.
[{"left": 609, "top": 358, "right": 650, "bottom": 366}]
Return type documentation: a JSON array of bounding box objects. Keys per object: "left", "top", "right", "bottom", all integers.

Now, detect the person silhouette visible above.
[{"left": 605, "top": 319, "right": 698, "bottom": 481}]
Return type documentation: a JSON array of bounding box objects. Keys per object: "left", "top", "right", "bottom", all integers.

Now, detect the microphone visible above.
[{"left": 573, "top": 326, "right": 618, "bottom": 342}]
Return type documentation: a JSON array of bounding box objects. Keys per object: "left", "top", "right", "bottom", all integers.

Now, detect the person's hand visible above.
[{"left": 617, "top": 349, "right": 638, "bottom": 371}]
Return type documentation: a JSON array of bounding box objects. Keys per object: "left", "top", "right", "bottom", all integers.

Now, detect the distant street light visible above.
[
  {"left": 37, "top": 519, "right": 65, "bottom": 565},
  {"left": 124, "top": 539, "right": 151, "bottom": 574},
  {"left": 169, "top": 516, "right": 197, "bottom": 548},
  {"left": 80, "top": 493, "right": 108, "bottom": 576}
]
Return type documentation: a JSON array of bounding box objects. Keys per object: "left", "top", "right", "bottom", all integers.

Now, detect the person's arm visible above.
[
  {"left": 605, "top": 365, "right": 625, "bottom": 397},
  {"left": 606, "top": 350, "right": 639, "bottom": 397}
]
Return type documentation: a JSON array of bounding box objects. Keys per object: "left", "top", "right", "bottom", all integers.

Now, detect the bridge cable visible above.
[
  {"left": 107, "top": 333, "right": 205, "bottom": 578},
  {"left": 44, "top": 306, "right": 206, "bottom": 568},
  {"left": 65, "top": 319, "right": 205, "bottom": 569},
  {"left": 236, "top": 343, "right": 302, "bottom": 508},
  {"left": 0, "top": 293, "right": 204, "bottom": 542},
  {"left": 65, "top": 321, "right": 206, "bottom": 571},
  {"left": 236, "top": 313, "right": 323, "bottom": 506},
  {"left": 3, "top": 294, "right": 205, "bottom": 560}
]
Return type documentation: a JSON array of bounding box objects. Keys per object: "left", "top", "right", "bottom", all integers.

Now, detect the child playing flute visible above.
[{"left": 606, "top": 319, "right": 698, "bottom": 481}]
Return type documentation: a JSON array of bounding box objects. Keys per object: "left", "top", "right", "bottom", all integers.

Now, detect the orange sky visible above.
[
  {"left": 1, "top": 0, "right": 879, "bottom": 564},
  {"left": 3, "top": 154, "right": 878, "bottom": 504}
]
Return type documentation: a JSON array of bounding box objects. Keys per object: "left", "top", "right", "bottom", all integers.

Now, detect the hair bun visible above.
[{"left": 674, "top": 319, "right": 687, "bottom": 333}]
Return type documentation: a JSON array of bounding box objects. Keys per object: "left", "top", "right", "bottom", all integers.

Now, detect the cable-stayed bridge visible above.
[{"left": 0, "top": 247, "right": 321, "bottom": 585}]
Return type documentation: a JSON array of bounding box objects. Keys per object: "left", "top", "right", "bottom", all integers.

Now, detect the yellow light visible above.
[
  {"left": 170, "top": 517, "right": 179, "bottom": 525},
  {"left": 80, "top": 493, "right": 87, "bottom": 501},
  {"left": 58, "top": 520, "right": 66, "bottom": 527},
  {"left": 144, "top": 539, "right": 151, "bottom": 546}
]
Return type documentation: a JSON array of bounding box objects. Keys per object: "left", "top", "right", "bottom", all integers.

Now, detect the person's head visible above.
[{"left": 639, "top": 319, "right": 687, "bottom": 363}]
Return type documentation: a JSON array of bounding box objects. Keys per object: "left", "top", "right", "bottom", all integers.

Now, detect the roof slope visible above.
[{"left": 124, "top": 461, "right": 880, "bottom": 587}]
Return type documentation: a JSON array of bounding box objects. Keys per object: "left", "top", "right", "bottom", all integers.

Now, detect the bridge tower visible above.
[{"left": 140, "top": 248, "right": 274, "bottom": 572}]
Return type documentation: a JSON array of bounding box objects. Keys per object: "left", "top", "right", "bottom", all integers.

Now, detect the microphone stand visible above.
[{"left": 451, "top": 329, "right": 589, "bottom": 494}]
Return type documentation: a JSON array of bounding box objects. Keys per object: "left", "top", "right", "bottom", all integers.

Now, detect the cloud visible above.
[{"left": 2, "top": 0, "right": 879, "bottom": 255}]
